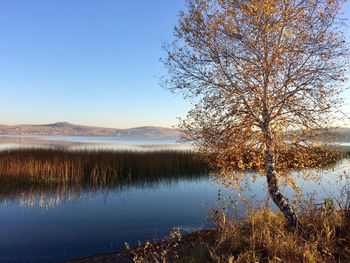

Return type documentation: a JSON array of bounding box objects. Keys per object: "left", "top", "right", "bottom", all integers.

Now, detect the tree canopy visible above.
[{"left": 163, "top": 0, "right": 349, "bottom": 228}]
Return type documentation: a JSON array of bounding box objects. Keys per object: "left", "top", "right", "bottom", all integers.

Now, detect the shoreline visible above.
[
  {"left": 65, "top": 229, "right": 216, "bottom": 263},
  {"left": 65, "top": 206, "right": 350, "bottom": 263}
]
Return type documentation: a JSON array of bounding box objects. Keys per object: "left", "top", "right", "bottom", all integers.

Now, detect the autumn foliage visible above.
[{"left": 164, "top": 0, "right": 349, "bottom": 227}]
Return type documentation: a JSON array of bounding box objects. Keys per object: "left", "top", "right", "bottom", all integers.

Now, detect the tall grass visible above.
[
  {"left": 0, "top": 148, "right": 209, "bottom": 186},
  {"left": 0, "top": 148, "right": 210, "bottom": 208},
  {"left": 0, "top": 147, "right": 344, "bottom": 185},
  {"left": 206, "top": 198, "right": 350, "bottom": 262},
  {"left": 0, "top": 147, "right": 347, "bottom": 210},
  {"left": 125, "top": 203, "right": 350, "bottom": 263}
]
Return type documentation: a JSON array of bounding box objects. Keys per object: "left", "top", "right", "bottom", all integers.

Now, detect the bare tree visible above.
[{"left": 163, "top": 0, "right": 349, "bottom": 229}]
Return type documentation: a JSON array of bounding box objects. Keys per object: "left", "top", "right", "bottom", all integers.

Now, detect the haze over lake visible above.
[{"left": 0, "top": 135, "right": 191, "bottom": 151}]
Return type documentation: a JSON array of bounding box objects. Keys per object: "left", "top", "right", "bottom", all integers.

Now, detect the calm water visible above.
[
  {"left": 0, "top": 136, "right": 349, "bottom": 262},
  {"left": 0, "top": 135, "right": 191, "bottom": 151},
  {"left": 0, "top": 177, "right": 219, "bottom": 262}
]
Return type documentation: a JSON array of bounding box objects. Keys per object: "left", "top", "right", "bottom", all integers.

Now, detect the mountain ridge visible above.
[
  {"left": 1, "top": 122, "right": 349, "bottom": 140},
  {"left": 0, "top": 122, "right": 182, "bottom": 138}
]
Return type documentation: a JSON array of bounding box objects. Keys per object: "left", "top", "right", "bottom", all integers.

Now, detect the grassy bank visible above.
[
  {"left": 66, "top": 178, "right": 350, "bottom": 263},
  {"left": 202, "top": 207, "right": 350, "bottom": 262},
  {"left": 0, "top": 148, "right": 209, "bottom": 185},
  {"left": 71, "top": 205, "right": 350, "bottom": 263}
]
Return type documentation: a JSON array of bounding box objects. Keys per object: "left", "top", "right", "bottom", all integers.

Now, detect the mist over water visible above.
[{"left": 0, "top": 135, "right": 192, "bottom": 151}]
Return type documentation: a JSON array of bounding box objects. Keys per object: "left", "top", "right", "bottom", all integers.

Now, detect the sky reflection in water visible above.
[
  {"left": 0, "top": 136, "right": 349, "bottom": 262},
  {"left": 0, "top": 135, "right": 191, "bottom": 151}
]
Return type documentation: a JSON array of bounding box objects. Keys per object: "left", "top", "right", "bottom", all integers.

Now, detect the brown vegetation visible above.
[
  {"left": 0, "top": 147, "right": 343, "bottom": 187},
  {"left": 205, "top": 207, "right": 350, "bottom": 262},
  {"left": 0, "top": 148, "right": 209, "bottom": 186},
  {"left": 66, "top": 180, "right": 350, "bottom": 263},
  {"left": 213, "top": 146, "right": 342, "bottom": 172},
  {"left": 163, "top": 0, "right": 349, "bottom": 228},
  {"left": 68, "top": 199, "right": 350, "bottom": 263}
]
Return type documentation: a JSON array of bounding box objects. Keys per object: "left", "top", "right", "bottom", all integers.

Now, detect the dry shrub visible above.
[
  {"left": 125, "top": 228, "right": 182, "bottom": 263},
  {"left": 207, "top": 204, "right": 350, "bottom": 263}
]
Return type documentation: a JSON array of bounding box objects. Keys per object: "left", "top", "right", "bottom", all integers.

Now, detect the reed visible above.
[
  {"left": 0, "top": 148, "right": 209, "bottom": 186},
  {"left": 0, "top": 147, "right": 345, "bottom": 186}
]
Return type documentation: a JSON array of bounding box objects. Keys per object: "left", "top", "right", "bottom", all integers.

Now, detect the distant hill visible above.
[
  {"left": 0, "top": 122, "right": 348, "bottom": 141},
  {"left": 0, "top": 122, "right": 182, "bottom": 138}
]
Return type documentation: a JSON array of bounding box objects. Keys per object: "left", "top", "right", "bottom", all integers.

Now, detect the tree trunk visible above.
[
  {"left": 265, "top": 149, "right": 298, "bottom": 229},
  {"left": 261, "top": 89, "right": 297, "bottom": 229}
]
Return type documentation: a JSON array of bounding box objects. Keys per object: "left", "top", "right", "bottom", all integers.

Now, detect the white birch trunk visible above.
[{"left": 264, "top": 128, "right": 298, "bottom": 229}]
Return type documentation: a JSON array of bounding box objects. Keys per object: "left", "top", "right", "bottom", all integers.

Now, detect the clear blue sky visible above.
[{"left": 0, "top": 0, "right": 349, "bottom": 128}]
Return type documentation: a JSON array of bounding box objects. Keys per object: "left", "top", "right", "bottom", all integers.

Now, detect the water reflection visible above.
[
  {"left": 0, "top": 175, "right": 221, "bottom": 263},
  {"left": 1, "top": 159, "right": 349, "bottom": 211},
  {"left": 0, "top": 174, "right": 209, "bottom": 210},
  {"left": 0, "top": 153, "right": 349, "bottom": 262}
]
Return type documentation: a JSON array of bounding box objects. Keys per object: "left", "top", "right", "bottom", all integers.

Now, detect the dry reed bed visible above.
[
  {"left": 0, "top": 147, "right": 346, "bottom": 185},
  {"left": 0, "top": 148, "right": 209, "bottom": 184}
]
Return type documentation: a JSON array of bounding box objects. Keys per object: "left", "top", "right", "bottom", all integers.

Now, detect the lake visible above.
[
  {"left": 0, "top": 135, "right": 191, "bottom": 151},
  {"left": 0, "top": 136, "right": 349, "bottom": 262}
]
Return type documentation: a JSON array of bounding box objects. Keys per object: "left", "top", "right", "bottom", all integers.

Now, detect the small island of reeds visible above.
[{"left": 0, "top": 148, "right": 210, "bottom": 187}]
